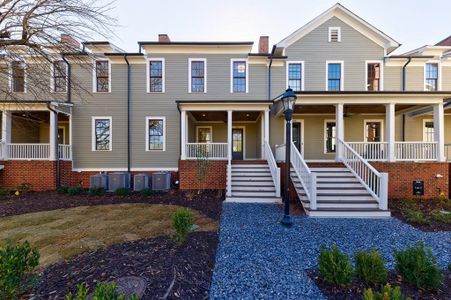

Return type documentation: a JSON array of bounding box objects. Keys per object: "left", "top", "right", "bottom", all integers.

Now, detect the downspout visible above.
[
  {"left": 47, "top": 104, "right": 60, "bottom": 188},
  {"left": 61, "top": 54, "right": 71, "bottom": 103},
  {"left": 402, "top": 57, "right": 411, "bottom": 91},
  {"left": 267, "top": 45, "right": 276, "bottom": 101},
  {"left": 124, "top": 55, "right": 131, "bottom": 173}
]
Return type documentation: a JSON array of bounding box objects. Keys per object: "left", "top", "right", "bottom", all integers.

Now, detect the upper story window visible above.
[
  {"left": 327, "top": 62, "right": 343, "bottom": 91},
  {"left": 53, "top": 60, "right": 67, "bottom": 93},
  {"left": 367, "top": 62, "right": 381, "bottom": 91},
  {"left": 189, "top": 58, "right": 206, "bottom": 93},
  {"left": 94, "top": 60, "right": 110, "bottom": 92},
  {"left": 425, "top": 63, "right": 439, "bottom": 91},
  {"left": 146, "top": 116, "right": 166, "bottom": 151},
  {"left": 11, "top": 61, "right": 25, "bottom": 92},
  {"left": 92, "top": 117, "right": 112, "bottom": 151},
  {"left": 148, "top": 59, "right": 165, "bottom": 93},
  {"left": 328, "top": 27, "right": 341, "bottom": 42},
  {"left": 231, "top": 59, "right": 248, "bottom": 93},
  {"left": 287, "top": 62, "right": 304, "bottom": 91}
]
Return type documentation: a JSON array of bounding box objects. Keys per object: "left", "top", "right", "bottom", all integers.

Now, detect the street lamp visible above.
[{"left": 280, "top": 88, "right": 297, "bottom": 227}]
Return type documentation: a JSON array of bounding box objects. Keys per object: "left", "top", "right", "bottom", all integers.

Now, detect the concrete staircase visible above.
[
  {"left": 291, "top": 164, "right": 390, "bottom": 217},
  {"left": 225, "top": 161, "right": 282, "bottom": 203}
]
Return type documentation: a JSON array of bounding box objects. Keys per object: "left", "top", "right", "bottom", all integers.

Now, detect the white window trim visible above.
[
  {"left": 424, "top": 61, "right": 441, "bottom": 91},
  {"left": 145, "top": 116, "right": 166, "bottom": 151},
  {"left": 326, "top": 60, "right": 344, "bottom": 91},
  {"left": 365, "top": 60, "right": 384, "bottom": 91},
  {"left": 324, "top": 119, "right": 336, "bottom": 154},
  {"left": 146, "top": 58, "right": 165, "bottom": 93},
  {"left": 230, "top": 58, "right": 249, "bottom": 93},
  {"left": 9, "top": 61, "right": 27, "bottom": 93},
  {"left": 422, "top": 119, "right": 434, "bottom": 142},
  {"left": 363, "top": 119, "right": 385, "bottom": 142},
  {"left": 196, "top": 126, "right": 213, "bottom": 142},
  {"left": 328, "top": 27, "right": 341, "bottom": 42},
  {"left": 50, "top": 60, "right": 69, "bottom": 93},
  {"left": 286, "top": 61, "right": 305, "bottom": 91},
  {"left": 92, "top": 116, "right": 112, "bottom": 152},
  {"left": 92, "top": 59, "right": 111, "bottom": 93},
  {"left": 188, "top": 58, "right": 207, "bottom": 93}
]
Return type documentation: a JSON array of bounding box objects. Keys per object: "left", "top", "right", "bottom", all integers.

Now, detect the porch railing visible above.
[
  {"left": 58, "top": 144, "right": 72, "bottom": 160},
  {"left": 446, "top": 144, "right": 451, "bottom": 161},
  {"left": 8, "top": 143, "right": 51, "bottom": 160},
  {"left": 264, "top": 142, "right": 281, "bottom": 197},
  {"left": 395, "top": 142, "right": 437, "bottom": 161},
  {"left": 339, "top": 139, "right": 388, "bottom": 210},
  {"left": 347, "top": 142, "right": 388, "bottom": 161},
  {"left": 291, "top": 141, "right": 317, "bottom": 209},
  {"left": 185, "top": 143, "right": 228, "bottom": 160}
]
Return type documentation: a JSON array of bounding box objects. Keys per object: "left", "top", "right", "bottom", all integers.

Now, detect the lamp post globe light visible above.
[{"left": 280, "top": 88, "right": 297, "bottom": 227}]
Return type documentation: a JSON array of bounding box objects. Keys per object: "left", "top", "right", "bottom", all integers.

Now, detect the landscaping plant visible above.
[
  {"left": 57, "top": 185, "right": 69, "bottom": 194},
  {"left": 16, "top": 182, "right": 32, "bottom": 194},
  {"left": 403, "top": 209, "right": 428, "bottom": 224},
  {"left": 172, "top": 208, "right": 193, "bottom": 244},
  {"left": 394, "top": 242, "right": 442, "bottom": 290},
  {"left": 0, "top": 240, "right": 40, "bottom": 299},
  {"left": 431, "top": 210, "right": 451, "bottom": 224},
  {"left": 0, "top": 187, "right": 10, "bottom": 199},
  {"left": 115, "top": 187, "right": 130, "bottom": 196},
  {"left": 354, "top": 247, "right": 387, "bottom": 285},
  {"left": 363, "top": 284, "right": 411, "bottom": 300},
  {"left": 140, "top": 188, "right": 156, "bottom": 197},
  {"left": 195, "top": 144, "right": 210, "bottom": 193},
  {"left": 89, "top": 187, "right": 106, "bottom": 196},
  {"left": 318, "top": 244, "right": 354, "bottom": 287},
  {"left": 67, "top": 186, "right": 84, "bottom": 196},
  {"left": 65, "top": 282, "right": 138, "bottom": 300}
]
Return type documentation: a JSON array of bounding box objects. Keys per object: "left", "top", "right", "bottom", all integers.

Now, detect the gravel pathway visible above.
[{"left": 210, "top": 203, "right": 451, "bottom": 299}]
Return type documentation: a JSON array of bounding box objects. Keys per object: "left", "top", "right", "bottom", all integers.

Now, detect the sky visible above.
[{"left": 103, "top": 0, "right": 451, "bottom": 55}]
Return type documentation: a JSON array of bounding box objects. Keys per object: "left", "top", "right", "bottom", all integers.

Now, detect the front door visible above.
[
  {"left": 292, "top": 122, "right": 303, "bottom": 154},
  {"left": 232, "top": 128, "right": 244, "bottom": 160}
]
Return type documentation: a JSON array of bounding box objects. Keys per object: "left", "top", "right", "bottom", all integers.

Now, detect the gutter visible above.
[
  {"left": 61, "top": 54, "right": 71, "bottom": 103},
  {"left": 402, "top": 57, "right": 412, "bottom": 91},
  {"left": 123, "top": 55, "right": 131, "bottom": 173},
  {"left": 47, "top": 103, "right": 60, "bottom": 188},
  {"left": 267, "top": 45, "right": 276, "bottom": 101}
]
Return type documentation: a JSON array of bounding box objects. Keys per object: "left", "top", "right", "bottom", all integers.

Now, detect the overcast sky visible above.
[{"left": 105, "top": 0, "right": 450, "bottom": 54}]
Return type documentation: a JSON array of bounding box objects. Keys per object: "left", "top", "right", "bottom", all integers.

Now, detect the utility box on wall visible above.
[
  {"left": 413, "top": 180, "right": 424, "bottom": 196},
  {"left": 151, "top": 172, "right": 171, "bottom": 191},
  {"left": 108, "top": 173, "right": 131, "bottom": 191},
  {"left": 90, "top": 174, "right": 108, "bottom": 190}
]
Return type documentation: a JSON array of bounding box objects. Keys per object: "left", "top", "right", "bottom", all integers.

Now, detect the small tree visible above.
[{"left": 195, "top": 144, "right": 210, "bottom": 193}]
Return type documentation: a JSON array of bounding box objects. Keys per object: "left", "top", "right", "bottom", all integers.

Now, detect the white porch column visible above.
[
  {"left": 1, "top": 111, "right": 11, "bottom": 160},
  {"left": 262, "top": 109, "right": 269, "bottom": 158},
  {"left": 49, "top": 110, "right": 57, "bottom": 160},
  {"left": 433, "top": 102, "right": 445, "bottom": 162},
  {"left": 386, "top": 103, "right": 396, "bottom": 162},
  {"left": 180, "top": 110, "right": 186, "bottom": 160},
  {"left": 335, "top": 103, "right": 344, "bottom": 162},
  {"left": 227, "top": 110, "right": 232, "bottom": 162}
]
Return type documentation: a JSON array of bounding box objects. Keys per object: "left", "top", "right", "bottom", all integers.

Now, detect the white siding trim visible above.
[
  {"left": 365, "top": 60, "right": 384, "bottom": 91},
  {"left": 146, "top": 58, "right": 165, "bottom": 93},
  {"left": 92, "top": 59, "right": 111, "bottom": 93},
  {"left": 145, "top": 116, "right": 166, "bottom": 151},
  {"left": 286, "top": 61, "right": 305, "bottom": 91},
  {"left": 424, "top": 60, "right": 442, "bottom": 91},
  {"left": 325, "top": 60, "right": 344, "bottom": 91},
  {"left": 188, "top": 58, "right": 207, "bottom": 93},
  {"left": 91, "top": 116, "right": 112, "bottom": 152},
  {"left": 328, "top": 26, "right": 341, "bottom": 42},
  {"left": 230, "top": 58, "right": 249, "bottom": 93},
  {"left": 72, "top": 167, "right": 179, "bottom": 172}
]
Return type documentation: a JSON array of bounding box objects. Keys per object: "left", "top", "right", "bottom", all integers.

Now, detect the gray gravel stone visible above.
[{"left": 209, "top": 203, "right": 451, "bottom": 299}]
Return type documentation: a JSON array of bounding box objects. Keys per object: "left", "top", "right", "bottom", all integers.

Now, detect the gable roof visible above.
[
  {"left": 276, "top": 3, "right": 400, "bottom": 54},
  {"left": 436, "top": 36, "right": 451, "bottom": 46}
]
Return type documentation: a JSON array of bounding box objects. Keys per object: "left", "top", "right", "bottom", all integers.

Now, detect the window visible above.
[
  {"left": 92, "top": 117, "right": 112, "bottom": 151},
  {"left": 53, "top": 60, "right": 67, "bottom": 93},
  {"left": 367, "top": 62, "right": 381, "bottom": 91},
  {"left": 197, "top": 126, "right": 212, "bottom": 143},
  {"left": 146, "top": 117, "right": 165, "bottom": 151},
  {"left": 365, "top": 121, "right": 383, "bottom": 142},
  {"left": 328, "top": 27, "right": 341, "bottom": 42},
  {"left": 327, "top": 62, "right": 343, "bottom": 91},
  {"left": 425, "top": 63, "right": 439, "bottom": 91},
  {"left": 324, "top": 121, "right": 336, "bottom": 153},
  {"left": 11, "top": 61, "right": 25, "bottom": 92},
  {"left": 189, "top": 59, "right": 206, "bottom": 93},
  {"left": 423, "top": 120, "right": 434, "bottom": 142},
  {"left": 148, "top": 59, "right": 164, "bottom": 93},
  {"left": 94, "top": 60, "right": 110, "bottom": 92},
  {"left": 287, "top": 62, "right": 304, "bottom": 91},
  {"left": 231, "top": 59, "right": 247, "bottom": 93}
]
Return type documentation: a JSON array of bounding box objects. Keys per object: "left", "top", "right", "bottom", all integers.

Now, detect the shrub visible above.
[
  {"left": 363, "top": 284, "right": 411, "bottom": 300},
  {"left": 57, "top": 185, "right": 69, "bottom": 194},
  {"left": 88, "top": 187, "right": 105, "bottom": 196},
  {"left": 0, "top": 240, "right": 40, "bottom": 299},
  {"left": 403, "top": 209, "right": 428, "bottom": 224},
  {"left": 394, "top": 242, "right": 442, "bottom": 290},
  {"left": 67, "top": 186, "right": 84, "bottom": 196},
  {"left": 16, "top": 182, "right": 32, "bottom": 194},
  {"left": 318, "top": 244, "right": 353, "bottom": 287},
  {"left": 431, "top": 211, "right": 451, "bottom": 224},
  {"left": 172, "top": 208, "right": 193, "bottom": 244},
  {"left": 115, "top": 187, "right": 130, "bottom": 196},
  {"left": 65, "top": 282, "right": 138, "bottom": 300},
  {"left": 355, "top": 248, "right": 387, "bottom": 285},
  {"left": 140, "top": 188, "right": 157, "bottom": 197},
  {"left": 0, "top": 187, "right": 10, "bottom": 199}
]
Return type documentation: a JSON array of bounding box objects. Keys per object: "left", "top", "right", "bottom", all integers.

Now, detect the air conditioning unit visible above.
[
  {"left": 134, "top": 174, "right": 149, "bottom": 191},
  {"left": 108, "top": 172, "right": 130, "bottom": 192},
  {"left": 90, "top": 174, "right": 108, "bottom": 190},
  {"left": 151, "top": 172, "right": 171, "bottom": 191}
]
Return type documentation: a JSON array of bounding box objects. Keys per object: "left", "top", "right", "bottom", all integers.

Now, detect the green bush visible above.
[
  {"left": 403, "top": 209, "right": 428, "bottom": 224},
  {"left": 172, "top": 208, "right": 193, "bottom": 244},
  {"left": 65, "top": 282, "right": 138, "bottom": 300},
  {"left": 0, "top": 240, "right": 40, "bottom": 299},
  {"left": 431, "top": 211, "right": 451, "bottom": 224},
  {"left": 140, "top": 188, "right": 156, "bottom": 197},
  {"left": 57, "top": 185, "right": 69, "bottom": 194},
  {"left": 355, "top": 248, "right": 387, "bottom": 285},
  {"left": 318, "top": 244, "right": 354, "bottom": 287},
  {"left": 115, "top": 187, "right": 130, "bottom": 196},
  {"left": 88, "top": 187, "right": 105, "bottom": 196},
  {"left": 0, "top": 187, "right": 10, "bottom": 198},
  {"left": 67, "top": 186, "right": 84, "bottom": 196},
  {"left": 363, "top": 284, "right": 411, "bottom": 300},
  {"left": 394, "top": 242, "right": 442, "bottom": 290}
]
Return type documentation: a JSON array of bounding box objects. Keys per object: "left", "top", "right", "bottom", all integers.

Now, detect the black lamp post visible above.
[{"left": 280, "top": 88, "right": 297, "bottom": 227}]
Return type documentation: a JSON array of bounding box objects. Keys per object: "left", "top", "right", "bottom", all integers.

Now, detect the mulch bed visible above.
[
  {"left": 0, "top": 189, "right": 224, "bottom": 220},
  {"left": 32, "top": 231, "right": 218, "bottom": 299},
  {"left": 308, "top": 270, "right": 451, "bottom": 300}
]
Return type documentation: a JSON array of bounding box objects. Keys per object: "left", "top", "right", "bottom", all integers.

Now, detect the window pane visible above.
[
  {"left": 198, "top": 128, "right": 211, "bottom": 143},
  {"left": 54, "top": 61, "right": 67, "bottom": 92},
  {"left": 12, "top": 61, "right": 25, "bottom": 92},
  {"left": 95, "top": 119, "right": 110, "bottom": 150},
  {"left": 149, "top": 61, "right": 163, "bottom": 92},
  {"left": 96, "top": 61, "right": 109, "bottom": 92},
  {"left": 148, "top": 119, "right": 164, "bottom": 150},
  {"left": 326, "top": 122, "right": 336, "bottom": 153},
  {"left": 288, "top": 63, "right": 302, "bottom": 91},
  {"left": 424, "top": 121, "right": 434, "bottom": 142},
  {"left": 425, "top": 63, "right": 438, "bottom": 91},
  {"left": 233, "top": 78, "right": 246, "bottom": 92},
  {"left": 233, "top": 62, "right": 246, "bottom": 78},
  {"left": 97, "top": 78, "right": 109, "bottom": 92},
  {"left": 328, "top": 63, "right": 341, "bottom": 91},
  {"left": 367, "top": 63, "right": 380, "bottom": 91},
  {"left": 191, "top": 61, "right": 205, "bottom": 92}
]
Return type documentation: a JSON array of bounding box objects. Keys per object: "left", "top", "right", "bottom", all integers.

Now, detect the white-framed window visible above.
[
  {"left": 365, "top": 60, "right": 383, "bottom": 91},
  {"left": 328, "top": 27, "right": 341, "bottom": 42},
  {"left": 92, "top": 59, "right": 111, "bottom": 93},
  {"left": 424, "top": 62, "right": 440, "bottom": 91},
  {"left": 51, "top": 60, "right": 68, "bottom": 93},
  {"left": 324, "top": 120, "right": 336, "bottom": 153},
  {"left": 230, "top": 59, "right": 248, "bottom": 93},
  {"left": 326, "top": 61, "right": 344, "bottom": 91},
  {"left": 147, "top": 58, "right": 165, "bottom": 93},
  {"left": 286, "top": 61, "right": 304, "bottom": 91},
  {"left": 10, "top": 61, "right": 26, "bottom": 93},
  {"left": 364, "top": 119, "right": 384, "bottom": 142},
  {"left": 146, "top": 116, "right": 166, "bottom": 151},
  {"left": 423, "top": 119, "right": 434, "bottom": 142},
  {"left": 196, "top": 126, "right": 212, "bottom": 143},
  {"left": 92, "top": 116, "right": 112, "bottom": 151},
  {"left": 189, "top": 58, "right": 207, "bottom": 93}
]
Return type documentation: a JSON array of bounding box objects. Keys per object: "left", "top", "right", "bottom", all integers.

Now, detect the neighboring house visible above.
[{"left": 1, "top": 3, "right": 450, "bottom": 217}]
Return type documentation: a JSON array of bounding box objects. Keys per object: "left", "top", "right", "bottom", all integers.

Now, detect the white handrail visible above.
[
  {"left": 395, "top": 142, "right": 437, "bottom": 161},
  {"left": 264, "top": 142, "right": 281, "bottom": 197},
  {"left": 290, "top": 141, "right": 317, "bottom": 209},
  {"left": 8, "top": 143, "right": 51, "bottom": 160},
  {"left": 338, "top": 139, "right": 388, "bottom": 210},
  {"left": 347, "top": 142, "right": 388, "bottom": 161},
  {"left": 58, "top": 144, "right": 72, "bottom": 160},
  {"left": 185, "top": 143, "right": 228, "bottom": 160}
]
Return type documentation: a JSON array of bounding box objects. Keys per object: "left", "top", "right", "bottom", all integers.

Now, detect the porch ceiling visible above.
[
  {"left": 293, "top": 104, "right": 418, "bottom": 114},
  {"left": 190, "top": 111, "right": 260, "bottom": 122}
]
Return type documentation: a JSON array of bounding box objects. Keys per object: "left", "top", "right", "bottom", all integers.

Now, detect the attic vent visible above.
[{"left": 328, "top": 27, "right": 341, "bottom": 42}]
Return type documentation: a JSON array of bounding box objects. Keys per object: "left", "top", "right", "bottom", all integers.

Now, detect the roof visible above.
[
  {"left": 82, "top": 41, "right": 125, "bottom": 53},
  {"left": 436, "top": 36, "right": 451, "bottom": 46},
  {"left": 138, "top": 41, "right": 253, "bottom": 46},
  {"left": 276, "top": 3, "right": 400, "bottom": 54}
]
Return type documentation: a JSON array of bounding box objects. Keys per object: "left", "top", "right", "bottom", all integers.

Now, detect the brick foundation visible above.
[
  {"left": 0, "top": 160, "right": 56, "bottom": 191},
  {"left": 179, "top": 160, "right": 227, "bottom": 190}
]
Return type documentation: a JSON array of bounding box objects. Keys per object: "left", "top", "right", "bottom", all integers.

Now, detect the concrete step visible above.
[
  {"left": 316, "top": 173, "right": 355, "bottom": 177},
  {"left": 316, "top": 177, "right": 360, "bottom": 183},
  {"left": 232, "top": 167, "right": 270, "bottom": 172},
  {"left": 231, "top": 164, "right": 268, "bottom": 168},
  {"left": 232, "top": 191, "right": 277, "bottom": 197},
  {"left": 316, "top": 183, "right": 364, "bottom": 188},
  {"left": 231, "top": 186, "right": 276, "bottom": 192},
  {"left": 232, "top": 180, "right": 274, "bottom": 186},
  {"left": 232, "top": 172, "right": 272, "bottom": 177},
  {"left": 225, "top": 197, "right": 282, "bottom": 204},
  {"left": 310, "top": 168, "right": 350, "bottom": 172},
  {"left": 302, "top": 201, "right": 379, "bottom": 209},
  {"left": 305, "top": 208, "right": 391, "bottom": 218}
]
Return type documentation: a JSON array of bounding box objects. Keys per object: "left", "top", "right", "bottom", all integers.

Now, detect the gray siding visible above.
[
  {"left": 405, "top": 66, "right": 424, "bottom": 91},
  {"left": 384, "top": 66, "right": 402, "bottom": 91}
]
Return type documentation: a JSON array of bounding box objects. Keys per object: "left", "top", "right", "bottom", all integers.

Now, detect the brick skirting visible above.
[
  {"left": 179, "top": 160, "right": 227, "bottom": 190},
  {"left": 0, "top": 160, "right": 56, "bottom": 191}
]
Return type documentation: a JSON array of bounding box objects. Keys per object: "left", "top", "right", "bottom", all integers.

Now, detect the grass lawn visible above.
[{"left": 0, "top": 203, "right": 217, "bottom": 267}]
